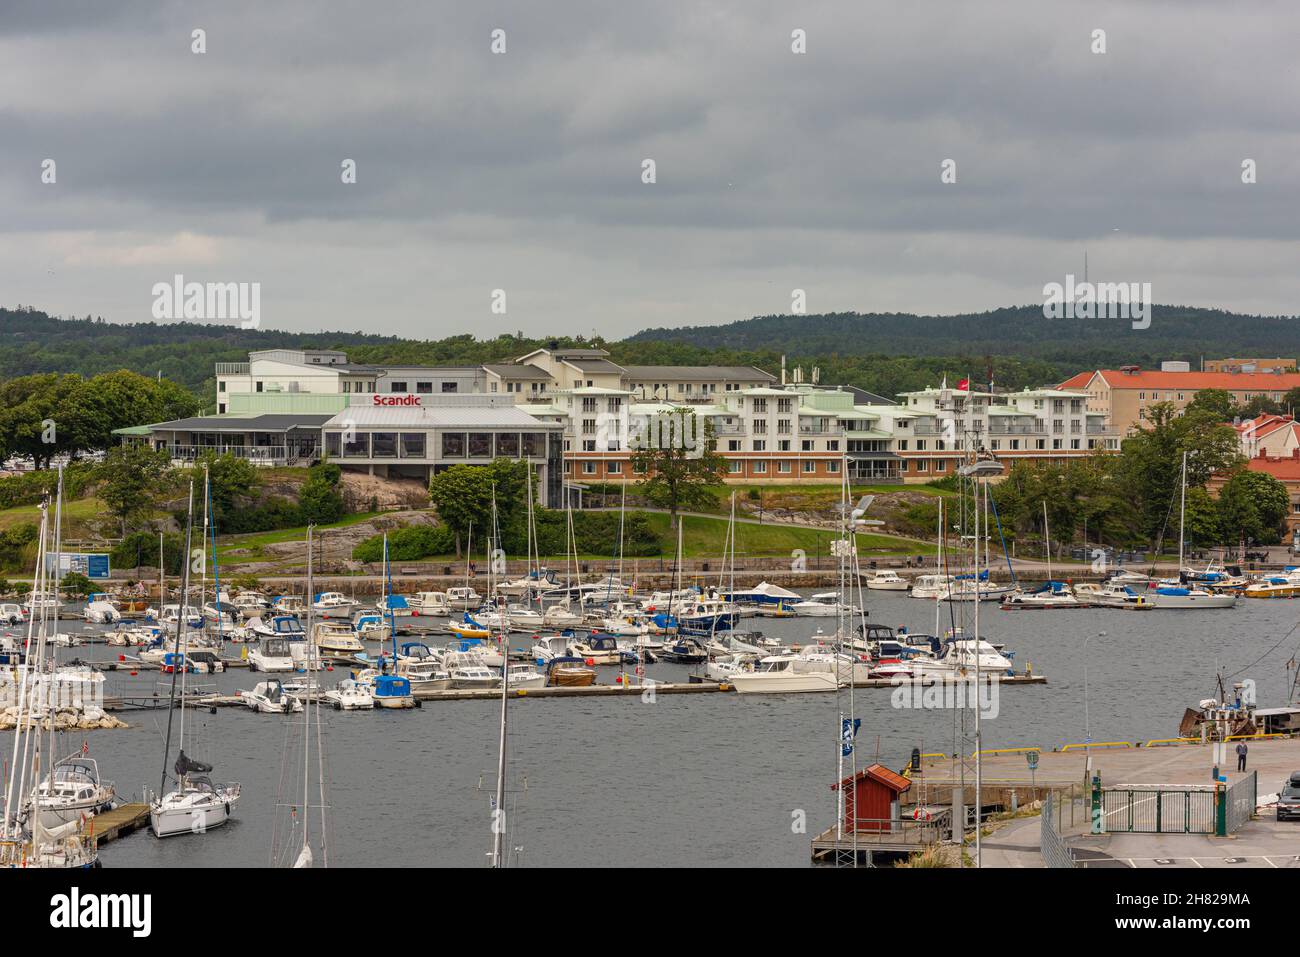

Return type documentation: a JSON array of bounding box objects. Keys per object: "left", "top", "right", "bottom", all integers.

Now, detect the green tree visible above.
[
  {"left": 192, "top": 452, "right": 257, "bottom": 523},
  {"left": 299, "top": 462, "right": 346, "bottom": 525},
  {"left": 629, "top": 411, "right": 726, "bottom": 533},
  {"left": 100, "top": 444, "right": 171, "bottom": 534},
  {"left": 428, "top": 458, "right": 531, "bottom": 557},
  {"left": 59, "top": 572, "right": 94, "bottom": 598},
  {"left": 1186, "top": 388, "right": 1237, "bottom": 421},
  {"left": 1216, "top": 470, "right": 1290, "bottom": 545}
]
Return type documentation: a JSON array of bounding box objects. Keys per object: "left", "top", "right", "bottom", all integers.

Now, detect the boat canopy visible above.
[
  {"left": 1156, "top": 587, "right": 1190, "bottom": 596},
  {"left": 373, "top": 675, "right": 411, "bottom": 695}
]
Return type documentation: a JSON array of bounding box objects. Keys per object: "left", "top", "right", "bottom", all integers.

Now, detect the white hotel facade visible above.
[{"left": 119, "top": 346, "right": 1119, "bottom": 495}]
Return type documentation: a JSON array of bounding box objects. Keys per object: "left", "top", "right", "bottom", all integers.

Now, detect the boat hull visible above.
[{"left": 730, "top": 672, "right": 839, "bottom": 694}]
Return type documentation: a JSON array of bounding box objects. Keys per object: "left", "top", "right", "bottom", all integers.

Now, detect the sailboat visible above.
[
  {"left": 150, "top": 480, "right": 241, "bottom": 838},
  {"left": 1147, "top": 452, "right": 1238, "bottom": 609},
  {"left": 273, "top": 524, "right": 330, "bottom": 868},
  {"left": 1, "top": 470, "right": 99, "bottom": 868}
]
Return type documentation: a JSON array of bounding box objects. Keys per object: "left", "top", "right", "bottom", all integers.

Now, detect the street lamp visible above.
[{"left": 1083, "top": 631, "right": 1107, "bottom": 753}]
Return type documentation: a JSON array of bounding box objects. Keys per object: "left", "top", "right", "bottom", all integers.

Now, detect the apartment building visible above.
[
  {"left": 1058, "top": 366, "right": 1300, "bottom": 435},
  {"left": 1203, "top": 357, "right": 1297, "bottom": 374}
]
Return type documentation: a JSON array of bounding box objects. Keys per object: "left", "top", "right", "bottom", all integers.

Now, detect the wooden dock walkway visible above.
[{"left": 92, "top": 803, "right": 150, "bottom": 844}]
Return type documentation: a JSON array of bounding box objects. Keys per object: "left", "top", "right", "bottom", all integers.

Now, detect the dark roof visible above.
[
  {"left": 621, "top": 365, "right": 776, "bottom": 382},
  {"left": 842, "top": 385, "right": 897, "bottom": 405},
  {"left": 146, "top": 414, "right": 336, "bottom": 433},
  {"left": 483, "top": 363, "right": 553, "bottom": 380},
  {"left": 564, "top": 358, "right": 626, "bottom": 374}
]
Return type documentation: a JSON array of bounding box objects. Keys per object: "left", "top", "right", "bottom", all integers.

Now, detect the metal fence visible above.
[
  {"left": 1226, "top": 771, "right": 1257, "bottom": 834},
  {"left": 1039, "top": 792, "right": 1077, "bottom": 869},
  {"left": 1100, "top": 787, "right": 1216, "bottom": 834}
]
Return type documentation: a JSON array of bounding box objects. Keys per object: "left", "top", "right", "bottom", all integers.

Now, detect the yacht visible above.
[
  {"left": 786, "top": 592, "right": 858, "bottom": 618},
  {"left": 1074, "top": 581, "right": 1151, "bottom": 609},
  {"left": 946, "top": 577, "right": 1015, "bottom": 602},
  {"left": 311, "top": 592, "right": 360, "bottom": 619},
  {"left": 503, "top": 662, "right": 546, "bottom": 690},
  {"left": 271, "top": 594, "right": 307, "bottom": 617},
  {"left": 150, "top": 760, "right": 241, "bottom": 839},
  {"left": 909, "top": 575, "right": 954, "bottom": 600},
  {"left": 864, "top": 570, "right": 909, "bottom": 591},
  {"left": 447, "top": 613, "right": 491, "bottom": 640},
  {"left": 1244, "top": 576, "right": 1300, "bottom": 599},
  {"left": 531, "top": 634, "right": 572, "bottom": 663},
  {"left": 497, "top": 568, "right": 559, "bottom": 598},
  {"left": 24, "top": 591, "right": 62, "bottom": 614},
  {"left": 353, "top": 613, "right": 392, "bottom": 642},
  {"left": 722, "top": 581, "right": 804, "bottom": 606},
  {"left": 247, "top": 636, "right": 296, "bottom": 672},
  {"left": 313, "top": 620, "right": 366, "bottom": 655},
  {"left": 231, "top": 592, "right": 271, "bottom": 619},
  {"left": 82, "top": 597, "right": 121, "bottom": 624},
  {"left": 542, "top": 603, "right": 585, "bottom": 628},
  {"left": 566, "top": 633, "right": 622, "bottom": 665},
  {"left": 729, "top": 655, "right": 840, "bottom": 694},
  {"left": 1146, "top": 586, "right": 1238, "bottom": 609},
  {"left": 446, "top": 586, "right": 483, "bottom": 611},
  {"left": 677, "top": 596, "right": 740, "bottom": 632},
  {"left": 28, "top": 755, "right": 116, "bottom": 829},
  {"left": 409, "top": 591, "right": 451, "bottom": 615},
  {"left": 474, "top": 603, "right": 544, "bottom": 632},
  {"left": 445, "top": 652, "right": 500, "bottom": 690},
  {"left": 324, "top": 678, "right": 374, "bottom": 710},
  {"left": 1, "top": 603, "right": 25, "bottom": 625},
  {"left": 377, "top": 594, "right": 412, "bottom": 618}
]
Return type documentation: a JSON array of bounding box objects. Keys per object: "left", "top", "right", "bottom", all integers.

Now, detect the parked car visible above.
[{"left": 1277, "top": 772, "right": 1300, "bottom": 821}]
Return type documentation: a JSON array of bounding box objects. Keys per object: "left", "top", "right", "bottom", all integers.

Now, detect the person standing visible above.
[{"left": 1236, "top": 740, "right": 1248, "bottom": 772}]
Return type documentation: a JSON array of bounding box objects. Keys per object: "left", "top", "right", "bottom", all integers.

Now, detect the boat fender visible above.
[{"left": 913, "top": 807, "right": 931, "bottom": 822}]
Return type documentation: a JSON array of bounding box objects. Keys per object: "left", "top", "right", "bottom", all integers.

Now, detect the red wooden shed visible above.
[{"left": 830, "top": 764, "right": 912, "bottom": 833}]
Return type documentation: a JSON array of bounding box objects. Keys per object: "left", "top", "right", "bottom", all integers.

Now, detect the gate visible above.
[
  {"left": 1225, "top": 771, "right": 1257, "bottom": 834},
  {"left": 1100, "top": 787, "right": 1216, "bottom": 834},
  {"left": 1039, "top": 792, "right": 1078, "bottom": 869}
]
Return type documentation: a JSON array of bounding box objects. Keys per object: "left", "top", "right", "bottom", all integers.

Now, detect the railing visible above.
[
  {"left": 167, "top": 444, "right": 317, "bottom": 465},
  {"left": 214, "top": 362, "right": 250, "bottom": 375},
  {"left": 988, "top": 424, "right": 1038, "bottom": 435},
  {"left": 1040, "top": 792, "right": 1078, "bottom": 869},
  {"left": 1225, "top": 771, "right": 1257, "bottom": 834}
]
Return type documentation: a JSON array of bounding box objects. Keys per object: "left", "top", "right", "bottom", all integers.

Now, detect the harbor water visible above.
[{"left": 4, "top": 590, "right": 1298, "bottom": 867}]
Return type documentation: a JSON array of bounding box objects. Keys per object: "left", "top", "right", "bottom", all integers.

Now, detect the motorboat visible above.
[
  {"left": 729, "top": 655, "right": 839, "bottom": 694},
  {"left": 324, "top": 678, "right": 374, "bottom": 710},
  {"left": 447, "top": 635, "right": 504, "bottom": 668},
  {"left": 939, "top": 639, "right": 1014, "bottom": 673},
  {"left": 311, "top": 592, "right": 360, "bottom": 619},
  {"left": 0, "top": 603, "right": 25, "bottom": 625},
  {"left": 497, "top": 568, "right": 560, "bottom": 598},
  {"left": 722, "top": 581, "right": 804, "bottom": 607},
  {"left": 1244, "top": 577, "right": 1300, "bottom": 599},
  {"left": 24, "top": 591, "right": 62, "bottom": 613},
  {"left": 162, "top": 650, "right": 225, "bottom": 674},
  {"left": 865, "top": 570, "right": 910, "bottom": 591},
  {"left": 241, "top": 678, "right": 304, "bottom": 713},
  {"left": 545, "top": 656, "right": 597, "bottom": 687},
  {"left": 249, "top": 614, "right": 306, "bottom": 640},
  {"left": 446, "top": 586, "right": 483, "bottom": 611},
  {"left": 82, "top": 598, "right": 121, "bottom": 624},
  {"left": 409, "top": 591, "right": 452, "bottom": 615},
  {"left": 1073, "top": 581, "right": 1151, "bottom": 609},
  {"left": 531, "top": 634, "right": 572, "bottom": 663},
  {"left": 657, "top": 636, "right": 709, "bottom": 664},
  {"left": 272, "top": 594, "right": 307, "bottom": 616},
  {"left": 108, "top": 622, "right": 163, "bottom": 646},
  {"left": 447, "top": 613, "right": 491, "bottom": 640},
  {"left": 231, "top": 591, "right": 271, "bottom": 619},
  {"left": 313, "top": 620, "right": 365, "bottom": 656},
  {"left": 377, "top": 594, "right": 412, "bottom": 618},
  {"left": 566, "top": 633, "right": 623, "bottom": 665},
  {"left": 706, "top": 653, "right": 758, "bottom": 681},
  {"left": 354, "top": 613, "right": 392, "bottom": 642},
  {"left": 909, "top": 575, "right": 954, "bottom": 600},
  {"left": 27, "top": 755, "right": 116, "bottom": 829},
  {"left": 638, "top": 587, "right": 700, "bottom": 613},
  {"left": 395, "top": 656, "right": 452, "bottom": 692},
  {"left": 504, "top": 662, "right": 546, "bottom": 690},
  {"left": 946, "top": 575, "right": 1015, "bottom": 602},
  {"left": 247, "top": 636, "right": 296, "bottom": 672},
  {"left": 1001, "top": 581, "right": 1084, "bottom": 609},
  {"left": 149, "top": 755, "right": 240, "bottom": 839},
  {"left": 677, "top": 596, "right": 740, "bottom": 633},
  {"left": 1146, "top": 586, "right": 1238, "bottom": 609},
  {"left": 474, "top": 603, "right": 544, "bottom": 632},
  {"left": 445, "top": 652, "right": 500, "bottom": 690},
  {"left": 542, "top": 603, "right": 585, "bottom": 628},
  {"left": 158, "top": 604, "right": 204, "bottom": 632},
  {"left": 786, "top": 592, "right": 856, "bottom": 617}
]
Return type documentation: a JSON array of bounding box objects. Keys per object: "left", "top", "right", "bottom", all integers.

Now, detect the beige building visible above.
[
  {"left": 1057, "top": 368, "right": 1300, "bottom": 435},
  {"left": 1203, "top": 357, "right": 1297, "bottom": 374}
]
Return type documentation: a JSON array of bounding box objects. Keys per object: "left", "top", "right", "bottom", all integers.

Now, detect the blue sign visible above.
[{"left": 45, "top": 552, "right": 111, "bottom": 580}]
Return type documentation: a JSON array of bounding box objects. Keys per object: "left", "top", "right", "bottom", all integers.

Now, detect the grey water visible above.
[{"left": 5, "top": 591, "right": 1299, "bottom": 867}]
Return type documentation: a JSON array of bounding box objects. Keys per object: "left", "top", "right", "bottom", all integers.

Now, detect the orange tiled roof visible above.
[
  {"left": 1058, "top": 370, "right": 1300, "bottom": 391},
  {"left": 1246, "top": 454, "right": 1300, "bottom": 481}
]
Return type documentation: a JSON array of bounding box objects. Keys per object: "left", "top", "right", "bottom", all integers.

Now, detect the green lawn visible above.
[
  {"left": 0, "top": 496, "right": 123, "bottom": 538},
  {"left": 638, "top": 512, "right": 935, "bottom": 558},
  {"left": 214, "top": 511, "right": 386, "bottom": 560}
]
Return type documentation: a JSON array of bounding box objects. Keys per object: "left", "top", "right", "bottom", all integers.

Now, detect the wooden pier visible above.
[{"left": 92, "top": 803, "right": 151, "bottom": 844}]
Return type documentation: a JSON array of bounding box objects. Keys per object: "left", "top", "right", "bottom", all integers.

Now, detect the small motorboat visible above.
[
  {"left": 313, "top": 620, "right": 365, "bottom": 656},
  {"left": 272, "top": 595, "right": 307, "bottom": 616},
  {"left": 409, "top": 591, "right": 451, "bottom": 615},
  {"left": 241, "top": 678, "right": 304, "bottom": 714},
  {"left": 504, "top": 662, "right": 546, "bottom": 690},
  {"left": 311, "top": 592, "right": 360, "bottom": 619},
  {"left": 1001, "top": 581, "right": 1085, "bottom": 609},
  {"left": 566, "top": 633, "right": 622, "bottom": 665},
  {"left": 82, "top": 594, "right": 122, "bottom": 624},
  {"left": 729, "top": 655, "right": 839, "bottom": 694},
  {"left": 447, "top": 613, "right": 491, "bottom": 640},
  {"left": 864, "top": 570, "right": 910, "bottom": 591},
  {"left": 446, "top": 652, "right": 500, "bottom": 690},
  {"left": 247, "top": 637, "right": 296, "bottom": 672},
  {"left": 446, "top": 586, "right": 483, "bottom": 611},
  {"left": 546, "top": 656, "right": 597, "bottom": 687},
  {"left": 370, "top": 674, "right": 417, "bottom": 708},
  {"left": 324, "top": 678, "right": 374, "bottom": 710}
]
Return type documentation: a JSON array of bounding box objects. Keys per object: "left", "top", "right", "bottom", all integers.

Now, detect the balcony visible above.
[
  {"left": 215, "top": 362, "right": 250, "bottom": 375},
  {"left": 165, "top": 444, "right": 316, "bottom": 466}
]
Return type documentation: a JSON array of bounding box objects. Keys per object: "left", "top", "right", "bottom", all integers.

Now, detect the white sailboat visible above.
[{"left": 1147, "top": 452, "right": 1238, "bottom": 610}]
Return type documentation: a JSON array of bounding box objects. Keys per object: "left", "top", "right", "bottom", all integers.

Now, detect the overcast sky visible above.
[{"left": 2, "top": 0, "right": 1297, "bottom": 339}]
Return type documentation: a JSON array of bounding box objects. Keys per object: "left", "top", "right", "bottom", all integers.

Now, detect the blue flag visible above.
[{"left": 841, "top": 718, "right": 861, "bottom": 757}]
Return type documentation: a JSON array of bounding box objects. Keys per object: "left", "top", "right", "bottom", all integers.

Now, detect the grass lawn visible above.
[
  {"left": 0, "top": 496, "right": 118, "bottom": 539},
  {"left": 687, "top": 483, "right": 954, "bottom": 516},
  {"left": 638, "top": 512, "right": 935, "bottom": 558}
]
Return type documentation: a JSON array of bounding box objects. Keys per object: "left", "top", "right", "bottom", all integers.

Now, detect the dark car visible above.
[{"left": 1277, "top": 773, "right": 1300, "bottom": 821}]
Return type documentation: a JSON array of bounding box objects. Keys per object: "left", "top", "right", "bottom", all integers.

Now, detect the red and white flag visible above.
[{"left": 957, "top": 377, "right": 970, "bottom": 391}]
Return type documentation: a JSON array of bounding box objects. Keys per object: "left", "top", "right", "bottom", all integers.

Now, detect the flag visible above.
[
  {"left": 957, "top": 377, "right": 970, "bottom": 391},
  {"left": 841, "top": 717, "right": 861, "bottom": 757}
]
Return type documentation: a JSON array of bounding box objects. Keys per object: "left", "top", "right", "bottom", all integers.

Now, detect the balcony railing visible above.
[
  {"left": 214, "top": 362, "right": 250, "bottom": 375},
  {"left": 166, "top": 444, "right": 318, "bottom": 465}
]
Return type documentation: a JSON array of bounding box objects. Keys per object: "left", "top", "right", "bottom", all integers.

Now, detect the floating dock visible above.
[{"left": 92, "top": 803, "right": 151, "bottom": 844}]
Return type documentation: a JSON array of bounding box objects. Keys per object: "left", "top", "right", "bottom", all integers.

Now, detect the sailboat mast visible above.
[
  {"left": 1043, "top": 500, "right": 1052, "bottom": 582},
  {"left": 491, "top": 488, "right": 509, "bottom": 868},
  {"left": 303, "top": 523, "right": 313, "bottom": 856},
  {"left": 1178, "top": 451, "right": 1187, "bottom": 572},
  {"left": 159, "top": 480, "right": 195, "bottom": 799}
]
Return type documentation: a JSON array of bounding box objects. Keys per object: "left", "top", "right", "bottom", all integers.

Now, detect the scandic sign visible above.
[{"left": 372, "top": 394, "right": 422, "bottom": 406}]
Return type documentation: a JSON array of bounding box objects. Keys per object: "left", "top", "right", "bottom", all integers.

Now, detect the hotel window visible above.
[
  {"left": 582, "top": 462, "right": 597, "bottom": 475},
  {"left": 442, "top": 433, "right": 466, "bottom": 457},
  {"left": 916, "top": 460, "right": 928, "bottom": 472},
  {"left": 777, "top": 419, "right": 791, "bottom": 434},
  {"left": 256, "top": 381, "right": 263, "bottom": 393},
  {"left": 608, "top": 398, "right": 622, "bottom": 412},
  {"left": 827, "top": 440, "right": 838, "bottom": 451},
  {"left": 582, "top": 397, "right": 598, "bottom": 413},
  {"left": 582, "top": 440, "right": 596, "bottom": 452},
  {"left": 389, "top": 381, "right": 408, "bottom": 393},
  {"left": 218, "top": 381, "right": 226, "bottom": 392},
  {"left": 497, "top": 433, "right": 519, "bottom": 457},
  {"left": 1070, "top": 439, "right": 1080, "bottom": 449},
  {"left": 442, "top": 382, "right": 458, "bottom": 393},
  {"left": 728, "top": 440, "right": 741, "bottom": 451},
  {"left": 400, "top": 433, "right": 426, "bottom": 458},
  {"left": 778, "top": 461, "right": 792, "bottom": 474},
  {"left": 371, "top": 432, "right": 398, "bottom": 458},
  {"left": 1010, "top": 440, "right": 1020, "bottom": 450},
  {"left": 468, "top": 433, "right": 492, "bottom": 457},
  {"left": 991, "top": 439, "right": 1000, "bottom": 450},
  {"left": 728, "top": 461, "right": 742, "bottom": 474},
  {"left": 521, "top": 433, "right": 544, "bottom": 456},
  {"left": 916, "top": 440, "right": 926, "bottom": 451},
  {"left": 608, "top": 461, "right": 623, "bottom": 475},
  {"left": 1036, "top": 439, "right": 1046, "bottom": 450},
  {"left": 582, "top": 418, "right": 597, "bottom": 436},
  {"left": 343, "top": 433, "right": 369, "bottom": 457},
  {"left": 753, "top": 462, "right": 767, "bottom": 474},
  {"left": 898, "top": 440, "right": 908, "bottom": 451},
  {"left": 752, "top": 419, "right": 767, "bottom": 434},
  {"left": 827, "top": 461, "right": 840, "bottom": 474},
  {"left": 777, "top": 398, "right": 792, "bottom": 413},
  {"left": 778, "top": 440, "right": 791, "bottom": 451},
  {"left": 1052, "top": 439, "right": 1062, "bottom": 450},
  {"left": 417, "top": 382, "right": 433, "bottom": 394},
  {"left": 325, "top": 432, "right": 342, "bottom": 457},
  {"left": 752, "top": 398, "right": 767, "bottom": 413},
  {"left": 752, "top": 440, "right": 766, "bottom": 452},
  {"left": 803, "top": 461, "right": 816, "bottom": 474},
  {"left": 801, "top": 440, "right": 813, "bottom": 452}
]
